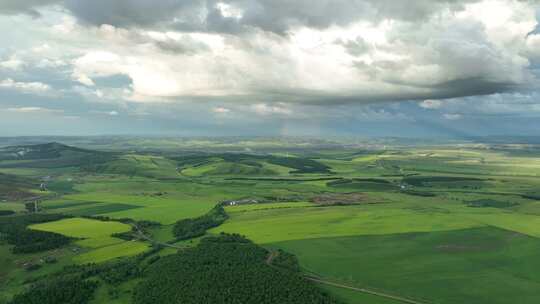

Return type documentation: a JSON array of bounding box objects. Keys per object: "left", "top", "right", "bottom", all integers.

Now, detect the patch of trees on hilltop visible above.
[{"left": 133, "top": 233, "right": 340, "bottom": 304}]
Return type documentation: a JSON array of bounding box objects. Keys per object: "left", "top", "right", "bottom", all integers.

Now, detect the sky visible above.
[{"left": 0, "top": 0, "right": 539, "bottom": 138}]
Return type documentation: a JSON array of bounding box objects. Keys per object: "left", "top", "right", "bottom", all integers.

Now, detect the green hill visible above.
[{"left": 0, "top": 142, "right": 116, "bottom": 169}]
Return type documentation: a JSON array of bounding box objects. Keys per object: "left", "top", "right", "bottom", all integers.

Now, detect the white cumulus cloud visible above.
[{"left": 0, "top": 78, "right": 51, "bottom": 94}]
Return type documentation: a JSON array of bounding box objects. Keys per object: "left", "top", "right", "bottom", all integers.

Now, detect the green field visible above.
[
  {"left": 2, "top": 139, "right": 540, "bottom": 303},
  {"left": 274, "top": 227, "right": 540, "bottom": 304},
  {"left": 213, "top": 204, "right": 482, "bottom": 243},
  {"left": 29, "top": 218, "right": 149, "bottom": 263}
]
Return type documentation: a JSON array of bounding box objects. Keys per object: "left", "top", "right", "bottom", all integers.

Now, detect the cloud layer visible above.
[
  {"left": 1, "top": 0, "right": 538, "bottom": 104},
  {"left": 0, "top": 0, "right": 539, "bottom": 136}
]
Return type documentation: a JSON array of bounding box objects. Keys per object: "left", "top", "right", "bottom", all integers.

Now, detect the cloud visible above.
[
  {"left": 49, "top": 0, "right": 536, "bottom": 105},
  {"left": 36, "top": 58, "right": 68, "bottom": 69},
  {"left": 251, "top": 103, "right": 292, "bottom": 116},
  {"left": 4, "top": 106, "right": 63, "bottom": 114},
  {"left": 526, "top": 33, "right": 540, "bottom": 61},
  {"left": 212, "top": 107, "right": 231, "bottom": 113},
  {"left": 153, "top": 35, "right": 211, "bottom": 55},
  {"left": 32, "top": 44, "right": 51, "bottom": 53},
  {"left": 432, "top": 92, "right": 540, "bottom": 116},
  {"left": 0, "top": 0, "right": 60, "bottom": 17},
  {"left": 63, "top": 0, "right": 205, "bottom": 28},
  {"left": 419, "top": 99, "right": 443, "bottom": 109},
  {"left": 74, "top": 73, "right": 95, "bottom": 86},
  {"left": 443, "top": 113, "right": 463, "bottom": 120},
  {"left": 0, "top": 57, "right": 25, "bottom": 70},
  {"left": 71, "top": 51, "right": 125, "bottom": 87},
  {"left": 0, "top": 78, "right": 51, "bottom": 94},
  {"left": 1, "top": 0, "right": 539, "bottom": 114},
  {"left": 62, "top": 0, "right": 481, "bottom": 35},
  {"left": 89, "top": 110, "right": 120, "bottom": 116}
]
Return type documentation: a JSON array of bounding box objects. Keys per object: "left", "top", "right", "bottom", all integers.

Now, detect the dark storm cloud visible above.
[
  {"left": 248, "top": 77, "right": 517, "bottom": 106},
  {"left": 154, "top": 36, "right": 211, "bottom": 55},
  {"left": 63, "top": 0, "right": 204, "bottom": 28},
  {"left": 221, "top": 0, "right": 480, "bottom": 35},
  {"left": 60, "top": 0, "right": 481, "bottom": 34}
]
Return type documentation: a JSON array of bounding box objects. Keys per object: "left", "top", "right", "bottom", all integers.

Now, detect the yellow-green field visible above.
[{"left": 30, "top": 218, "right": 149, "bottom": 263}]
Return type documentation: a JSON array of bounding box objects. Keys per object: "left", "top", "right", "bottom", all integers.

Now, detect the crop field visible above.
[
  {"left": 29, "top": 218, "right": 149, "bottom": 263},
  {"left": 30, "top": 218, "right": 131, "bottom": 247},
  {"left": 2, "top": 140, "right": 540, "bottom": 304}
]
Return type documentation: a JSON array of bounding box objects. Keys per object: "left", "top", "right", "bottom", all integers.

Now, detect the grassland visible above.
[{"left": 2, "top": 139, "right": 540, "bottom": 303}]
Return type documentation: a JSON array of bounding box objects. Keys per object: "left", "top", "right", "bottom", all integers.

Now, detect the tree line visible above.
[{"left": 172, "top": 205, "right": 228, "bottom": 240}]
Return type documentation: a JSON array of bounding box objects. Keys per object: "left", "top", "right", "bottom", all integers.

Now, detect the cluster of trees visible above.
[
  {"left": 9, "top": 229, "right": 71, "bottom": 254},
  {"left": 521, "top": 193, "right": 540, "bottom": 200},
  {"left": 402, "top": 175, "right": 482, "bottom": 187},
  {"left": 0, "top": 214, "right": 71, "bottom": 253},
  {"left": 98, "top": 259, "right": 141, "bottom": 285},
  {"left": 402, "top": 190, "right": 436, "bottom": 197},
  {"left": 327, "top": 178, "right": 392, "bottom": 186},
  {"left": 133, "top": 233, "right": 340, "bottom": 304},
  {"left": 9, "top": 276, "right": 98, "bottom": 304},
  {"left": 466, "top": 199, "right": 517, "bottom": 209},
  {"left": 326, "top": 179, "right": 354, "bottom": 187},
  {"left": 173, "top": 205, "right": 228, "bottom": 240},
  {"left": 0, "top": 210, "right": 15, "bottom": 216},
  {"left": 271, "top": 249, "right": 301, "bottom": 272}
]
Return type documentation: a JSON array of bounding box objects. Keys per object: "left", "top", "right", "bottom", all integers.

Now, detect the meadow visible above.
[{"left": 2, "top": 139, "right": 540, "bottom": 303}]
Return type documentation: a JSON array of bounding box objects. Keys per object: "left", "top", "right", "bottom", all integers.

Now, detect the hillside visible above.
[{"left": 0, "top": 142, "right": 116, "bottom": 169}]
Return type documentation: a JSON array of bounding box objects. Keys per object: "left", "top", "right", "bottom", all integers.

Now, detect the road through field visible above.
[
  {"left": 305, "top": 277, "right": 429, "bottom": 304},
  {"left": 265, "top": 251, "right": 428, "bottom": 304},
  {"left": 132, "top": 223, "right": 184, "bottom": 249}
]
